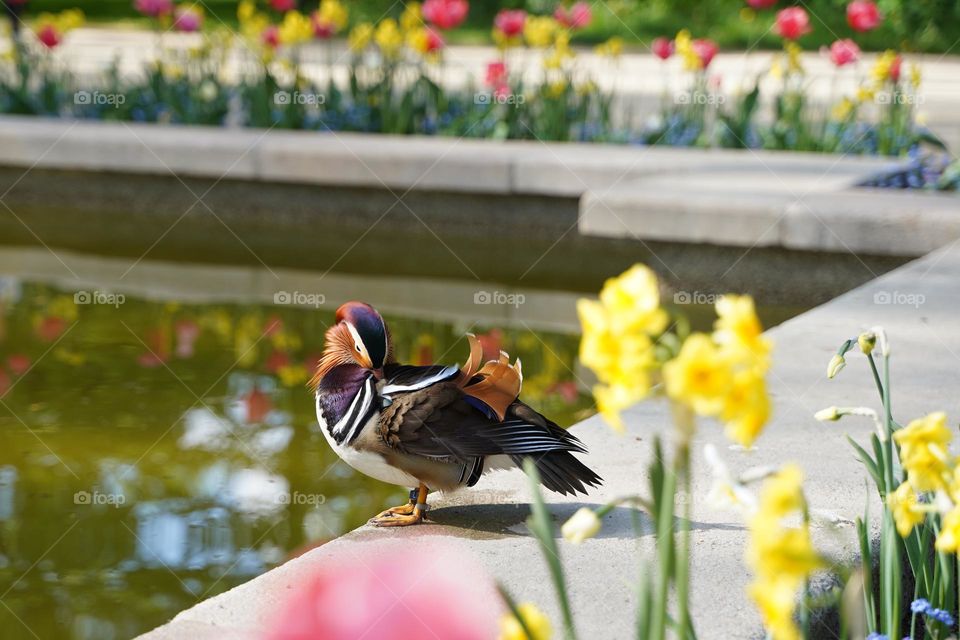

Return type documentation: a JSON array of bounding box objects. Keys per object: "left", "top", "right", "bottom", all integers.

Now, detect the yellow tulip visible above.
[
  {"left": 524, "top": 15, "right": 557, "bottom": 48},
  {"left": 400, "top": 2, "right": 422, "bottom": 32},
  {"left": 278, "top": 11, "right": 312, "bottom": 46},
  {"left": 374, "top": 18, "right": 403, "bottom": 59},
  {"left": 348, "top": 22, "right": 374, "bottom": 53},
  {"left": 317, "top": 0, "right": 348, "bottom": 33},
  {"left": 594, "top": 36, "right": 623, "bottom": 59}
]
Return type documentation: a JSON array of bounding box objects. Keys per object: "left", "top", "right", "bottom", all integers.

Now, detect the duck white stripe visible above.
[
  {"left": 332, "top": 378, "right": 372, "bottom": 443},
  {"left": 381, "top": 365, "right": 459, "bottom": 395},
  {"left": 343, "top": 378, "right": 375, "bottom": 444}
]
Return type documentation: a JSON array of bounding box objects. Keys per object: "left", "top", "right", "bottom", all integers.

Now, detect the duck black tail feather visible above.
[{"left": 512, "top": 451, "right": 603, "bottom": 496}]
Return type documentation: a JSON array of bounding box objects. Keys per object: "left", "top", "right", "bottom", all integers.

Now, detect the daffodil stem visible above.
[
  {"left": 650, "top": 465, "right": 677, "bottom": 640},
  {"left": 676, "top": 445, "right": 692, "bottom": 640}
]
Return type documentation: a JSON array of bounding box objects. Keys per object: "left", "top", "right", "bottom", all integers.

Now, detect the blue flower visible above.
[
  {"left": 930, "top": 608, "right": 955, "bottom": 627},
  {"left": 911, "top": 598, "right": 931, "bottom": 614},
  {"left": 865, "top": 633, "right": 887, "bottom": 640}
]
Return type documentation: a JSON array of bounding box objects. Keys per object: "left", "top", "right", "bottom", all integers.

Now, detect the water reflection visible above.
[{"left": 0, "top": 273, "right": 592, "bottom": 639}]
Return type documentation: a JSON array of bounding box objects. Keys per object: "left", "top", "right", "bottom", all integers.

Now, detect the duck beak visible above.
[{"left": 373, "top": 368, "right": 384, "bottom": 380}]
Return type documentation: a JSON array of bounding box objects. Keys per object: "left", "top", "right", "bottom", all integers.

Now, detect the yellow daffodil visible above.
[
  {"left": 278, "top": 10, "right": 312, "bottom": 46},
  {"left": 713, "top": 295, "right": 770, "bottom": 371},
  {"left": 893, "top": 412, "right": 952, "bottom": 491},
  {"left": 524, "top": 15, "right": 557, "bottom": 48},
  {"left": 857, "top": 331, "right": 876, "bottom": 354},
  {"left": 856, "top": 85, "right": 876, "bottom": 103},
  {"left": 749, "top": 577, "right": 802, "bottom": 640},
  {"left": 664, "top": 333, "right": 733, "bottom": 416},
  {"left": 755, "top": 464, "right": 805, "bottom": 521},
  {"left": 594, "top": 36, "right": 623, "bottom": 59},
  {"left": 936, "top": 506, "right": 960, "bottom": 552},
  {"left": 598, "top": 264, "right": 668, "bottom": 337},
  {"left": 826, "top": 354, "right": 845, "bottom": 379},
  {"left": 561, "top": 507, "right": 602, "bottom": 544},
  {"left": 374, "top": 18, "right": 403, "bottom": 59},
  {"left": 348, "top": 22, "right": 374, "bottom": 53},
  {"left": 578, "top": 299, "right": 655, "bottom": 390},
  {"left": 721, "top": 369, "right": 770, "bottom": 448},
  {"left": 592, "top": 383, "right": 641, "bottom": 432},
  {"left": 499, "top": 602, "right": 552, "bottom": 640},
  {"left": 888, "top": 481, "right": 925, "bottom": 537}
]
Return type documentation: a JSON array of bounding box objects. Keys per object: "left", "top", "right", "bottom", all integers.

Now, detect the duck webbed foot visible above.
[{"left": 369, "top": 484, "right": 429, "bottom": 527}]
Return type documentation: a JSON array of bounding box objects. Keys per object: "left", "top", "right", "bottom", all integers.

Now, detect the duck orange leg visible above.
[{"left": 369, "top": 484, "right": 428, "bottom": 527}]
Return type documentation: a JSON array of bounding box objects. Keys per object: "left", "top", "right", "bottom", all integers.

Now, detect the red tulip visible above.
[
  {"left": 493, "top": 9, "right": 526, "bottom": 37},
  {"left": 485, "top": 61, "right": 508, "bottom": 87},
  {"left": 746, "top": 0, "right": 777, "bottom": 8},
  {"left": 423, "top": 27, "right": 445, "bottom": 52},
  {"left": 262, "top": 25, "right": 280, "bottom": 48},
  {"left": 265, "top": 349, "right": 291, "bottom": 374},
  {"left": 692, "top": 38, "right": 719, "bottom": 69},
  {"left": 6, "top": 354, "right": 30, "bottom": 376},
  {"left": 847, "top": 0, "right": 881, "bottom": 32},
  {"left": 133, "top": 0, "right": 173, "bottom": 18},
  {"left": 35, "top": 24, "right": 61, "bottom": 48},
  {"left": 422, "top": 0, "right": 469, "bottom": 30},
  {"left": 267, "top": 545, "right": 495, "bottom": 640},
  {"left": 828, "top": 39, "right": 859, "bottom": 66},
  {"left": 173, "top": 6, "right": 203, "bottom": 32},
  {"left": 312, "top": 13, "right": 335, "bottom": 38},
  {"left": 651, "top": 37, "right": 674, "bottom": 60},
  {"left": 269, "top": 0, "right": 297, "bottom": 11},
  {"left": 554, "top": 1, "right": 592, "bottom": 30},
  {"left": 775, "top": 7, "right": 811, "bottom": 40}
]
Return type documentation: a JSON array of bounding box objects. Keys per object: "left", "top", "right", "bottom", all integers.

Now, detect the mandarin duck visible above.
[{"left": 312, "top": 301, "right": 602, "bottom": 526}]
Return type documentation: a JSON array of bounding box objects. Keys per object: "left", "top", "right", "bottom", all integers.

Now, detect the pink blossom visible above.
[
  {"left": 422, "top": 27, "right": 445, "bottom": 53},
  {"left": 554, "top": 2, "right": 592, "bottom": 30},
  {"left": 775, "top": 7, "right": 811, "bottom": 40},
  {"left": 174, "top": 320, "right": 200, "bottom": 359},
  {"left": 134, "top": 0, "right": 173, "bottom": 18},
  {"left": 35, "top": 24, "right": 61, "bottom": 48},
  {"left": 746, "top": 0, "right": 777, "bottom": 8},
  {"left": 828, "top": 39, "right": 859, "bottom": 66},
  {"left": 889, "top": 54, "right": 902, "bottom": 82},
  {"left": 651, "top": 37, "right": 674, "bottom": 60},
  {"left": 269, "top": 0, "right": 297, "bottom": 11},
  {"left": 173, "top": 6, "right": 203, "bottom": 32},
  {"left": 493, "top": 9, "right": 526, "bottom": 37},
  {"left": 422, "top": 0, "right": 469, "bottom": 30},
  {"left": 692, "top": 38, "right": 719, "bottom": 69},
  {"left": 847, "top": 0, "right": 881, "bottom": 32},
  {"left": 266, "top": 545, "right": 495, "bottom": 640},
  {"left": 262, "top": 25, "right": 280, "bottom": 49}
]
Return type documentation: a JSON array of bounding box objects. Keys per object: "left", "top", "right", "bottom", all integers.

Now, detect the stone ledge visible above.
[
  {"left": 0, "top": 115, "right": 953, "bottom": 259},
  {"left": 138, "top": 240, "right": 960, "bottom": 639}
]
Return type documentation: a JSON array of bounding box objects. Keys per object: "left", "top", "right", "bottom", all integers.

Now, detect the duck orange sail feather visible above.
[{"left": 456, "top": 334, "right": 523, "bottom": 421}]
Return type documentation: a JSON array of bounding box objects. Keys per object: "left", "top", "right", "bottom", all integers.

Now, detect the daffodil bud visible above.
[
  {"left": 814, "top": 406, "right": 842, "bottom": 422},
  {"left": 827, "top": 354, "right": 846, "bottom": 379},
  {"left": 857, "top": 332, "right": 876, "bottom": 355},
  {"left": 561, "top": 507, "right": 601, "bottom": 544}
]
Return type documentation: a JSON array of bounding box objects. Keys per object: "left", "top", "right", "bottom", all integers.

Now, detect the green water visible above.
[{"left": 0, "top": 277, "right": 594, "bottom": 640}]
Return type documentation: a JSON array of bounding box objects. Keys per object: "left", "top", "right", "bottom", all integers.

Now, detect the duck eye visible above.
[{"left": 355, "top": 344, "right": 362, "bottom": 353}]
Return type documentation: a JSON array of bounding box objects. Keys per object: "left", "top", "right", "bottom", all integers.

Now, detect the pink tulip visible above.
[
  {"left": 422, "top": 27, "right": 445, "bottom": 52},
  {"left": 651, "top": 37, "right": 674, "bottom": 60},
  {"left": 266, "top": 546, "right": 495, "bottom": 640},
  {"left": 847, "top": 0, "right": 881, "bottom": 32},
  {"left": 173, "top": 6, "right": 203, "bottom": 32},
  {"left": 746, "top": 0, "right": 777, "bottom": 8},
  {"left": 828, "top": 39, "right": 859, "bottom": 66},
  {"left": 422, "top": 0, "right": 469, "bottom": 30},
  {"left": 485, "top": 61, "right": 508, "bottom": 87},
  {"left": 35, "top": 24, "right": 61, "bottom": 48},
  {"left": 493, "top": 9, "right": 526, "bottom": 37},
  {"left": 134, "top": 0, "right": 173, "bottom": 18},
  {"left": 6, "top": 354, "right": 30, "bottom": 376},
  {"left": 889, "top": 54, "right": 902, "bottom": 82},
  {"left": 269, "top": 0, "right": 296, "bottom": 11},
  {"left": 554, "top": 1, "right": 592, "bottom": 30},
  {"left": 312, "top": 12, "right": 335, "bottom": 38},
  {"left": 174, "top": 320, "right": 200, "bottom": 359},
  {"left": 775, "top": 7, "right": 811, "bottom": 39},
  {"left": 692, "top": 38, "right": 719, "bottom": 69}
]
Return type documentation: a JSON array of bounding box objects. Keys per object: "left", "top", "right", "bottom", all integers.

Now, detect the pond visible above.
[{"left": 0, "top": 248, "right": 802, "bottom": 639}]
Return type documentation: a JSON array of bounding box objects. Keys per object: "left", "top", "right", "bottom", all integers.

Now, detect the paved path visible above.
[
  {"left": 3, "top": 27, "right": 960, "bottom": 148},
  {"left": 135, "top": 237, "right": 960, "bottom": 639}
]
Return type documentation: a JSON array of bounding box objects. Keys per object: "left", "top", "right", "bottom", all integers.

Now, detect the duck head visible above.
[{"left": 312, "top": 301, "right": 391, "bottom": 388}]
